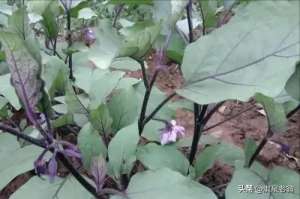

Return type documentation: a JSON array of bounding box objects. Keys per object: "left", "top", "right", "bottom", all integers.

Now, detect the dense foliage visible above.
[{"left": 0, "top": 0, "right": 299, "bottom": 199}]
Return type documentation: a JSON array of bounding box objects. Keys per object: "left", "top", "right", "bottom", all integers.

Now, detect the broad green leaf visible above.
[
  {"left": 89, "top": 103, "right": 112, "bottom": 134},
  {"left": 285, "top": 62, "right": 300, "bottom": 101},
  {"left": 11, "top": 176, "right": 93, "bottom": 199},
  {"left": 137, "top": 143, "right": 190, "bottom": 175},
  {"left": 255, "top": 93, "right": 287, "bottom": 133},
  {"left": 42, "top": 56, "right": 68, "bottom": 99},
  {"left": 111, "top": 168, "right": 217, "bottom": 199},
  {"left": 226, "top": 163, "right": 300, "bottom": 199},
  {"left": 89, "top": 70, "right": 124, "bottom": 109},
  {"left": 78, "top": 123, "right": 107, "bottom": 169},
  {"left": 177, "top": 1, "right": 300, "bottom": 105},
  {"left": 0, "top": 134, "right": 43, "bottom": 190},
  {"left": 195, "top": 142, "right": 244, "bottom": 178},
  {"left": 108, "top": 88, "right": 138, "bottom": 131},
  {"left": 0, "top": 74, "right": 20, "bottom": 109},
  {"left": 108, "top": 123, "right": 139, "bottom": 178}
]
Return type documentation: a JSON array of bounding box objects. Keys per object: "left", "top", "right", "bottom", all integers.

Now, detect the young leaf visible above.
[
  {"left": 77, "top": 123, "right": 107, "bottom": 169},
  {"left": 41, "top": 1, "right": 60, "bottom": 39},
  {"left": 226, "top": 162, "right": 300, "bottom": 199},
  {"left": 89, "top": 103, "right": 112, "bottom": 135},
  {"left": 195, "top": 142, "right": 244, "bottom": 178},
  {"left": 285, "top": 62, "right": 300, "bottom": 101},
  {"left": 111, "top": 168, "right": 217, "bottom": 199},
  {"left": 137, "top": 143, "right": 190, "bottom": 175},
  {"left": 176, "top": 1, "right": 300, "bottom": 105},
  {"left": 108, "top": 123, "right": 139, "bottom": 178},
  {"left": 108, "top": 88, "right": 138, "bottom": 132},
  {"left": 255, "top": 93, "right": 287, "bottom": 133}
]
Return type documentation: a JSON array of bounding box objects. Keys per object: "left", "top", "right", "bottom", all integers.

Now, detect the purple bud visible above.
[
  {"left": 34, "top": 159, "right": 47, "bottom": 176},
  {"left": 91, "top": 156, "right": 107, "bottom": 192},
  {"left": 48, "top": 155, "right": 58, "bottom": 182},
  {"left": 82, "top": 28, "right": 96, "bottom": 47}
]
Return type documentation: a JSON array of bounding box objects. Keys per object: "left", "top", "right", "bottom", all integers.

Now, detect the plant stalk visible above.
[
  {"left": 66, "top": 9, "right": 74, "bottom": 80},
  {"left": 138, "top": 70, "right": 160, "bottom": 135}
]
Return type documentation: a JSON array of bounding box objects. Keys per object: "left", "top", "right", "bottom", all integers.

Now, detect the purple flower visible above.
[
  {"left": 160, "top": 120, "right": 185, "bottom": 145},
  {"left": 82, "top": 28, "right": 96, "bottom": 47},
  {"left": 34, "top": 159, "right": 47, "bottom": 176},
  {"left": 48, "top": 153, "right": 58, "bottom": 182},
  {"left": 91, "top": 156, "right": 107, "bottom": 193}
]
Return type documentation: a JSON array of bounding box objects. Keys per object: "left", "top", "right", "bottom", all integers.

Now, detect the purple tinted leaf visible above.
[
  {"left": 91, "top": 156, "right": 107, "bottom": 192},
  {"left": 48, "top": 156, "right": 58, "bottom": 182},
  {"left": 63, "top": 149, "right": 82, "bottom": 159},
  {"left": 0, "top": 8, "right": 45, "bottom": 132}
]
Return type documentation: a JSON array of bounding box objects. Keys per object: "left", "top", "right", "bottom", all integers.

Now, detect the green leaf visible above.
[
  {"left": 89, "top": 70, "right": 124, "bottom": 109},
  {"left": 176, "top": 1, "right": 300, "bottom": 105},
  {"left": 243, "top": 138, "right": 257, "bottom": 167},
  {"left": 11, "top": 176, "right": 93, "bottom": 199},
  {"left": 109, "top": 0, "right": 153, "bottom": 5},
  {"left": 119, "top": 23, "right": 160, "bottom": 59},
  {"left": 77, "top": 122, "right": 107, "bottom": 169},
  {"left": 198, "top": 0, "right": 218, "bottom": 28},
  {"left": 42, "top": 56, "right": 68, "bottom": 99},
  {"left": 108, "top": 123, "right": 139, "bottom": 178},
  {"left": 110, "top": 57, "right": 141, "bottom": 71},
  {"left": 137, "top": 143, "right": 190, "bottom": 175},
  {"left": 52, "top": 113, "right": 74, "bottom": 128},
  {"left": 41, "top": 1, "right": 60, "bottom": 39},
  {"left": 89, "top": 103, "right": 112, "bottom": 134},
  {"left": 0, "top": 74, "right": 20, "bottom": 109},
  {"left": 226, "top": 163, "right": 300, "bottom": 199},
  {"left": 73, "top": 20, "right": 121, "bottom": 70},
  {"left": 153, "top": 0, "right": 187, "bottom": 35},
  {"left": 78, "top": 8, "right": 96, "bottom": 19},
  {"left": 167, "top": 32, "right": 186, "bottom": 64},
  {"left": 0, "top": 134, "right": 43, "bottom": 190},
  {"left": 255, "top": 93, "right": 287, "bottom": 133},
  {"left": 195, "top": 142, "right": 244, "bottom": 178},
  {"left": 69, "top": 0, "right": 90, "bottom": 18},
  {"left": 65, "top": 84, "right": 89, "bottom": 115},
  {"left": 111, "top": 168, "right": 217, "bottom": 199},
  {"left": 108, "top": 88, "right": 138, "bottom": 131},
  {"left": 285, "top": 62, "right": 300, "bottom": 101}
]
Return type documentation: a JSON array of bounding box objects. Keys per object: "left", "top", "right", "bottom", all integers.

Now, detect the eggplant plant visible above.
[{"left": 0, "top": 0, "right": 299, "bottom": 199}]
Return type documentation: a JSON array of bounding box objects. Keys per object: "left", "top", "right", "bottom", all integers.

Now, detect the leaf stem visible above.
[
  {"left": 113, "top": 4, "right": 124, "bottom": 28},
  {"left": 143, "top": 92, "right": 176, "bottom": 125},
  {"left": 138, "top": 69, "right": 160, "bottom": 135}
]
